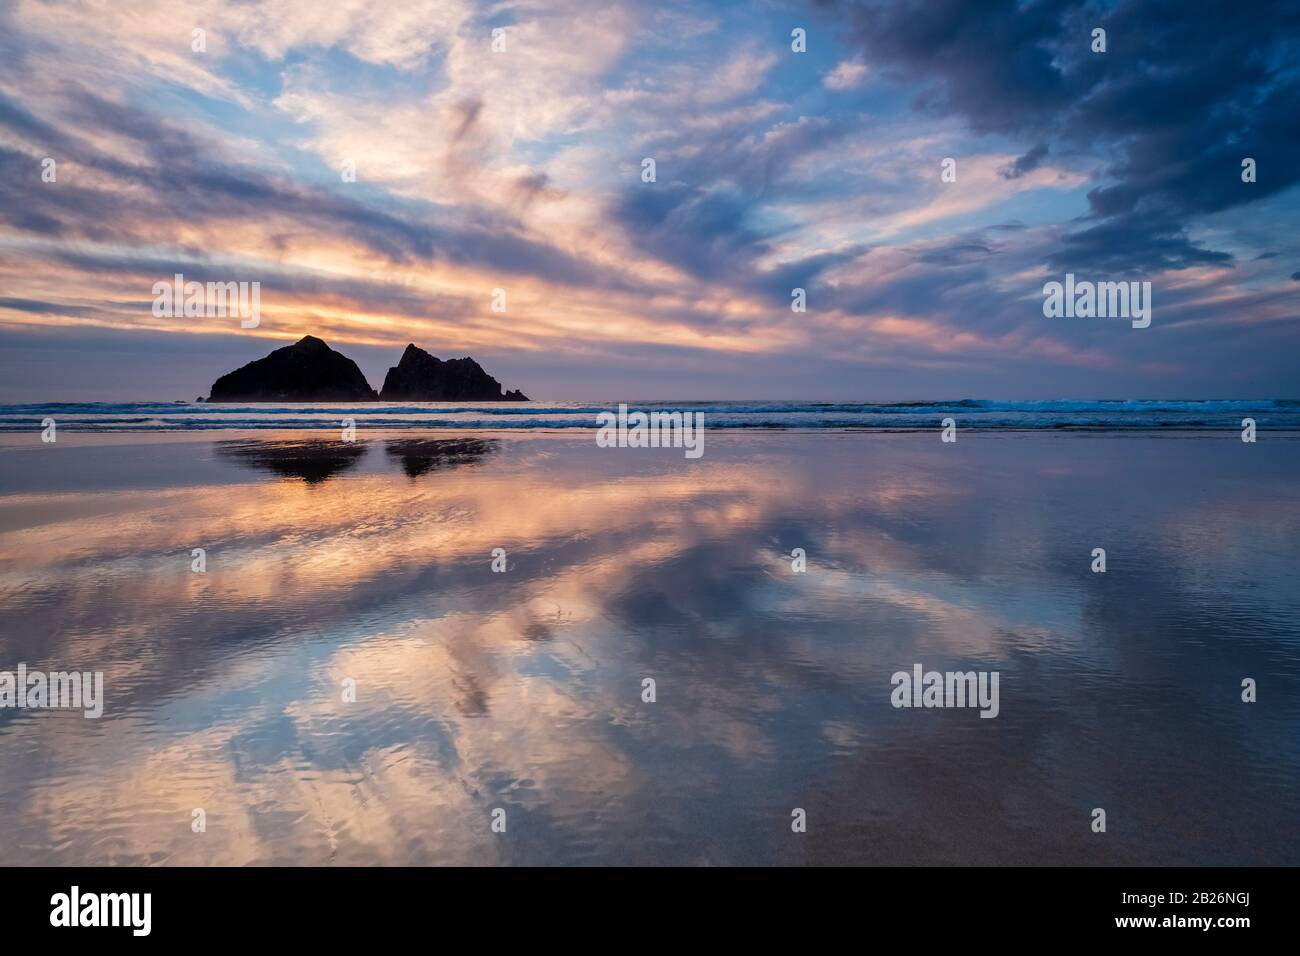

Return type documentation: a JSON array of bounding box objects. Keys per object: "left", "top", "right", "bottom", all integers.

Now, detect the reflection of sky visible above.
[{"left": 1, "top": 432, "right": 1298, "bottom": 864}]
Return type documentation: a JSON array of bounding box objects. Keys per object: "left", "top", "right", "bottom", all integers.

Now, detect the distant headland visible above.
[{"left": 205, "top": 335, "right": 528, "bottom": 403}]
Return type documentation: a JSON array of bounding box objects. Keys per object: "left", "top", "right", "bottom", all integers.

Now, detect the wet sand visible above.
[{"left": 1, "top": 430, "right": 1297, "bottom": 864}]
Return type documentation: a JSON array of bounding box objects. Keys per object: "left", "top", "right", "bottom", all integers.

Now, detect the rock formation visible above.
[
  {"left": 378, "top": 344, "right": 528, "bottom": 402},
  {"left": 208, "top": 335, "right": 378, "bottom": 402}
]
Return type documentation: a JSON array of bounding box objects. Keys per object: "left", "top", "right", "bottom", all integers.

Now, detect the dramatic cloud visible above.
[
  {"left": 823, "top": 0, "right": 1300, "bottom": 273},
  {"left": 0, "top": 0, "right": 1297, "bottom": 399}
]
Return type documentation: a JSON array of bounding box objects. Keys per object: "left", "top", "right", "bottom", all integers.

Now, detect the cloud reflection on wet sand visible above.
[{"left": 1, "top": 432, "right": 1298, "bottom": 864}]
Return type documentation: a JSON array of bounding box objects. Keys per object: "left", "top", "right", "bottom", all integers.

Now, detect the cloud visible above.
[
  {"left": 999, "top": 143, "right": 1049, "bottom": 180},
  {"left": 824, "top": 58, "right": 869, "bottom": 91},
  {"left": 824, "top": 0, "right": 1300, "bottom": 272}
]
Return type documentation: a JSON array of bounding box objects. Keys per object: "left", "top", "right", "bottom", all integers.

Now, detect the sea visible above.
[{"left": 0, "top": 398, "right": 1297, "bottom": 431}]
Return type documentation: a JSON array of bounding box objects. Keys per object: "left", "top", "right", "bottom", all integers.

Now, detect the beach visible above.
[{"left": 1, "top": 426, "right": 1298, "bottom": 865}]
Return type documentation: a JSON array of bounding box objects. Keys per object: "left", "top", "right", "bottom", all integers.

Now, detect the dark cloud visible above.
[
  {"left": 823, "top": 235, "right": 999, "bottom": 318},
  {"left": 611, "top": 176, "right": 865, "bottom": 311},
  {"left": 0, "top": 95, "right": 72, "bottom": 149},
  {"left": 834, "top": 0, "right": 1076, "bottom": 132},
  {"left": 1000, "top": 143, "right": 1049, "bottom": 180},
  {"left": 913, "top": 240, "right": 995, "bottom": 265},
  {"left": 821, "top": 0, "right": 1300, "bottom": 273},
  {"left": 0, "top": 297, "right": 95, "bottom": 316},
  {"left": 607, "top": 111, "right": 859, "bottom": 299},
  {"left": 614, "top": 182, "right": 773, "bottom": 281},
  {"left": 512, "top": 171, "right": 561, "bottom": 209},
  {"left": 450, "top": 97, "right": 484, "bottom": 142},
  {"left": 1052, "top": 214, "right": 1232, "bottom": 273},
  {"left": 756, "top": 245, "right": 869, "bottom": 300}
]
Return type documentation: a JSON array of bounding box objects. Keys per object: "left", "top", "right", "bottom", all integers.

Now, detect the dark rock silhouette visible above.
[
  {"left": 379, "top": 344, "right": 528, "bottom": 402},
  {"left": 208, "top": 335, "right": 378, "bottom": 402}
]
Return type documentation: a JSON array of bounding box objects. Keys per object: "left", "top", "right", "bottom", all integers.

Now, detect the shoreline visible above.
[{"left": 4, "top": 426, "right": 1300, "bottom": 446}]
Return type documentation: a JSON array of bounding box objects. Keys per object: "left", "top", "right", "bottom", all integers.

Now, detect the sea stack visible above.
[
  {"left": 208, "top": 335, "right": 378, "bottom": 402},
  {"left": 379, "top": 344, "right": 528, "bottom": 402}
]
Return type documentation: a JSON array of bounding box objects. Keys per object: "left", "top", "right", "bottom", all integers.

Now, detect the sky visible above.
[{"left": 0, "top": 0, "right": 1297, "bottom": 402}]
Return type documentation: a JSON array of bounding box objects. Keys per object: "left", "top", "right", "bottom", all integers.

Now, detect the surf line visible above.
[{"left": 595, "top": 403, "right": 705, "bottom": 459}]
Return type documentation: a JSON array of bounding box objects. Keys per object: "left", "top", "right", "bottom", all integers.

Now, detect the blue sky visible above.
[{"left": 0, "top": 0, "right": 1297, "bottom": 401}]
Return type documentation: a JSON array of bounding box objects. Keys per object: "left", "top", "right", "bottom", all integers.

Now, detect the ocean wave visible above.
[{"left": 0, "top": 399, "right": 1296, "bottom": 432}]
